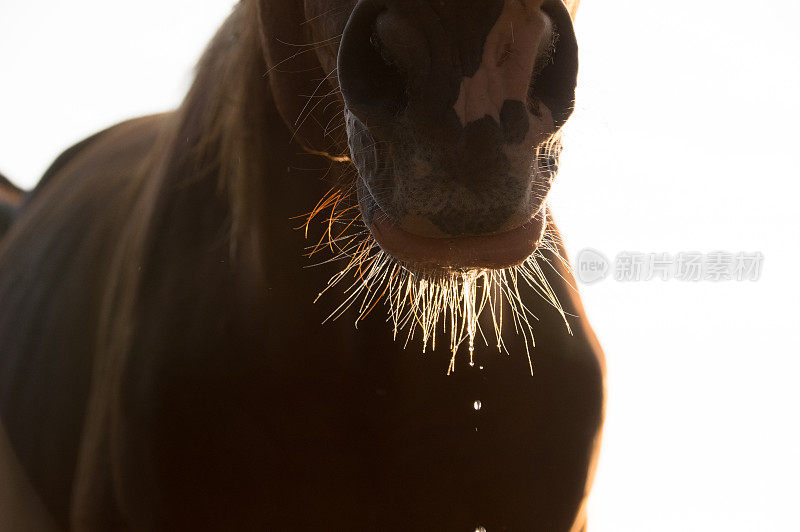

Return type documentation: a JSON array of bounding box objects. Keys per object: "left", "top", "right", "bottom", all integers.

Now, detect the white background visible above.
[{"left": 1, "top": 1, "right": 799, "bottom": 530}]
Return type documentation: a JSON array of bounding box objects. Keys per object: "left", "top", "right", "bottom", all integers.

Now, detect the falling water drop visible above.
[
  {"left": 463, "top": 271, "right": 478, "bottom": 368},
  {"left": 473, "top": 400, "right": 482, "bottom": 411}
]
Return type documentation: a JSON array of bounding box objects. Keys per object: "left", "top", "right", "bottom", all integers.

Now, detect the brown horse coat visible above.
[{"left": 0, "top": 1, "right": 603, "bottom": 530}]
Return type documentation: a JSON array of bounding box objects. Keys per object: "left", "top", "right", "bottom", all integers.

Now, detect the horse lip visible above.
[{"left": 369, "top": 207, "right": 547, "bottom": 270}]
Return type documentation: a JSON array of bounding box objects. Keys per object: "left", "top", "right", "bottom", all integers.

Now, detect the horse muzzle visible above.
[{"left": 337, "top": 0, "right": 578, "bottom": 270}]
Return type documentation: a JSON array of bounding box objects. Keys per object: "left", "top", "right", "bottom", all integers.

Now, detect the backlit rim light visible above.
[{"left": 303, "top": 190, "right": 574, "bottom": 374}]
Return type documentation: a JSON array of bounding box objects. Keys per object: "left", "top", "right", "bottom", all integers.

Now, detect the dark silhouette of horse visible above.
[{"left": 0, "top": 0, "right": 603, "bottom": 530}]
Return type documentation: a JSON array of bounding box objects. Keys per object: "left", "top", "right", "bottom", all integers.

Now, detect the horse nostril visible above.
[
  {"left": 531, "top": 0, "right": 580, "bottom": 129},
  {"left": 338, "top": 1, "right": 411, "bottom": 124}
]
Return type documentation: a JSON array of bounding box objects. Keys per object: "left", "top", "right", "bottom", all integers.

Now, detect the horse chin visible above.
[{"left": 365, "top": 205, "right": 547, "bottom": 274}]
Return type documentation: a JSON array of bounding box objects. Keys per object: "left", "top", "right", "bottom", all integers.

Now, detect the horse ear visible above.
[{"left": 564, "top": 0, "right": 580, "bottom": 19}]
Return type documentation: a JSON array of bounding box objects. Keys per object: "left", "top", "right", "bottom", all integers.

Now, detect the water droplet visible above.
[
  {"left": 473, "top": 400, "right": 482, "bottom": 411},
  {"left": 476, "top": 527, "right": 487, "bottom": 532}
]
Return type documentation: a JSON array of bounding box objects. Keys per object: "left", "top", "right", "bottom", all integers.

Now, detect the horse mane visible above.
[{"left": 168, "top": 0, "right": 283, "bottom": 250}]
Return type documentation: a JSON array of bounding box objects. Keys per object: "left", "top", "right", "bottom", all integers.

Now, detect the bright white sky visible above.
[{"left": 1, "top": 1, "right": 799, "bottom": 530}]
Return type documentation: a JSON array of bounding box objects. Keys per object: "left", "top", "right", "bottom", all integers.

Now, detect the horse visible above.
[{"left": 0, "top": 0, "right": 604, "bottom": 530}]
